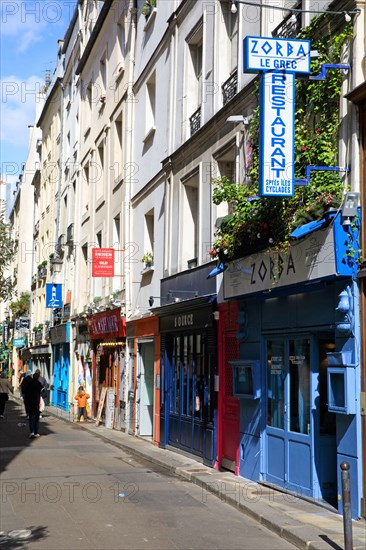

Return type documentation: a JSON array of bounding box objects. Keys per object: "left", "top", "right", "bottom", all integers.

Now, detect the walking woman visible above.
[
  {"left": 0, "top": 371, "right": 14, "bottom": 418},
  {"left": 24, "top": 371, "right": 43, "bottom": 438}
]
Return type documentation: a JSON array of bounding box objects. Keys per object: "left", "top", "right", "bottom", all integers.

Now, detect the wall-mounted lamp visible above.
[
  {"left": 336, "top": 287, "right": 354, "bottom": 336},
  {"left": 341, "top": 192, "right": 360, "bottom": 226},
  {"left": 227, "top": 115, "right": 248, "bottom": 125},
  {"left": 289, "top": 13, "right": 297, "bottom": 24},
  {"left": 167, "top": 290, "right": 198, "bottom": 301},
  {"left": 149, "top": 291, "right": 198, "bottom": 307}
]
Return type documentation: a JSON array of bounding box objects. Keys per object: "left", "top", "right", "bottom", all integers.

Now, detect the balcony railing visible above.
[
  {"left": 56, "top": 234, "right": 65, "bottom": 254},
  {"left": 189, "top": 106, "right": 201, "bottom": 136},
  {"left": 272, "top": 10, "right": 301, "bottom": 38},
  {"left": 222, "top": 71, "right": 238, "bottom": 106},
  {"left": 37, "top": 265, "right": 47, "bottom": 281},
  {"left": 66, "top": 223, "right": 74, "bottom": 244}
]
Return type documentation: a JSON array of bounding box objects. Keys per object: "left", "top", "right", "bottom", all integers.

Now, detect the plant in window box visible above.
[
  {"left": 141, "top": 252, "right": 153, "bottom": 267},
  {"left": 141, "top": 0, "right": 156, "bottom": 19}
]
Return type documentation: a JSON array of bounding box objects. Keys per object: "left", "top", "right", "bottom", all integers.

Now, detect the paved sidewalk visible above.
[{"left": 15, "top": 399, "right": 366, "bottom": 550}]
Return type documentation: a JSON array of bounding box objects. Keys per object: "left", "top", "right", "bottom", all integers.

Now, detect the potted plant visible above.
[
  {"left": 141, "top": 252, "right": 153, "bottom": 267},
  {"left": 141, "top": 0, "right": 156, "bottom": 19}
]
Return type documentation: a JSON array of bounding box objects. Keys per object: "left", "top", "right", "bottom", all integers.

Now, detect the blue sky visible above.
[{"left": 0, "top": 1, "right": 75, "bottom": 187}]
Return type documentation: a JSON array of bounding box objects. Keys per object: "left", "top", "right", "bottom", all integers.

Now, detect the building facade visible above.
[{"left": 4, "top": 0, "right": 365, "bottom": 519}]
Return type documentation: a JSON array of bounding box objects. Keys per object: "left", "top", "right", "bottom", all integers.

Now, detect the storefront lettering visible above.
[
  {"left": 174, "top": 314, "right": 194, "bottom": 328},
  {"left": 250, "top": 252, "right": 295, "bottom": 285},
  {"left": 92, "top": 315, "right": 119, "bottom": 336}
]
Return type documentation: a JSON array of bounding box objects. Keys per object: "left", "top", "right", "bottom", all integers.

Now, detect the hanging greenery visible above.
[
  {"left": 211, "top": 18, "right": 353, "bottom": 262},
  {"left": 10, "top": 291, "right": 30, "bottom": 318}
]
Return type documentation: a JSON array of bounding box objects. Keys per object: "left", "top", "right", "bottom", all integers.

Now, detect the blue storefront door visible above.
[{"left": 265, "top": 337, "right": 312, "bottom": 496}]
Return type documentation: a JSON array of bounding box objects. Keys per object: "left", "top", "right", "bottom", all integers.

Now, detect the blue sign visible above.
[
  {"left": 244, "top": 36, "right": 310, "bottom": 74},
  {"left": 243, "top": 36, "right": 311, "bottom": 197},
  {"left": 13, "top": 337, "right": 26, "bottom": 348},
  {"left": 259, "top": 72, "right": 295, "bottom": 196},
  {"left": 46, "top": 283, "right": 63, "bottom": 308}
]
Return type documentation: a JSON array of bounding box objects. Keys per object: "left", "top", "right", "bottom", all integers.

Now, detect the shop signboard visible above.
[
  {"left": 15, "top": 317, "right": 30, "bottom": 331},
  {"left": 260, "top": 71, "right": 295, "bottom": 196},
  {"left": 13, "top": 337, "right": 26, "bottom": 348},
  {"left": 88, "top": 308, "right": 126, "bottom": 340},
  {"left": 243, "top": 36, "right": 311, "bottom": 197},
  {"left": 2, "top": 322, "right": 9, "bottom": 344},
  {"left": 244, "top": 37, "right": 311, "bottom": 74},
  {"left": 46, "top": 283, "right": 63, "bottom": 308},
  {"left": 92, "top": 248, "right": 115, "bottom": 277},
  {"left": 224, "top": 224, "right": 336, "bottom": 298}
]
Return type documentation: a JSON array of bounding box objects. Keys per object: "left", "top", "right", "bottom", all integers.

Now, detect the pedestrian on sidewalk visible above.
[
  {"left": 24, "top": 370, "right": 43, "bottom": 438},
  {"left": 20, "top": 370, "right": 32, "bottom": 416},
  {"left": 0, "top": 371, "right": 13, "bottom": 418},
  {"left": 74, "top": 386, "right": 90, "bottom": 422}
]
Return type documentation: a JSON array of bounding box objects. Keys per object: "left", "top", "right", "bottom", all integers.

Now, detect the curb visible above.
[{"left": 15, "top": 399, "right": 365, "bottom": 550}]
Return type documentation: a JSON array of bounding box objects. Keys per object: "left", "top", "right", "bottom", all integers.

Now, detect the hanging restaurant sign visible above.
[
  {"left": 244, "top": 37, "right": 311, "bottom": 74},
  {"left": 243, "top": 36, "right": 311, "bottom": 197}
]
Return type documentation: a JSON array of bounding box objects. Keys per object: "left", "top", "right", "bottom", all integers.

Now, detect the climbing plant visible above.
[{"left": 211, "top": 17, "right": 353, "bottom": 262}]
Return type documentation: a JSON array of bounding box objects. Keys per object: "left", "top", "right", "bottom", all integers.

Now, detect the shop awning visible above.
[
  {"left": 290, "top": 211, "right": 337, "bottom": 240},
  {"left": 207, "top": 261, "right": 227, "bottom": 279}
]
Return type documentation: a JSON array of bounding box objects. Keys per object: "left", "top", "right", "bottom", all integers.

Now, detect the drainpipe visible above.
[
  {"left": 54, "top": 80, "right": 64, "bottom": 284},
  {"left": 124, "top": 0, "right": 137, "bottom": 321}
]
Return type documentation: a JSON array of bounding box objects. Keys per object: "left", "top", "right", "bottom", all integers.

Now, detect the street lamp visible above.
[
  {"left": 341, "top": 192, "right": 360, "bottom": 226},
  {"left": 227, "top": 115, "right": 248, "bottom": 125}
]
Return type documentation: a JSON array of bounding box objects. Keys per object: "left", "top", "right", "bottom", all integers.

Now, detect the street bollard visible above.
[{"left": 340, "top": 461, "right": 353, "bottom": 550}]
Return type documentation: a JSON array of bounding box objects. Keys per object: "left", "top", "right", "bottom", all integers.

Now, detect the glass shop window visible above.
[
  {"left": 319, "top": 339, "right": 336, "bottom": 435},
  {"left": 267, "top": 339, "right": 285, "bottom": 429},
  {"left": 289, "top": 339, "right": 310, "bottom": 434}
]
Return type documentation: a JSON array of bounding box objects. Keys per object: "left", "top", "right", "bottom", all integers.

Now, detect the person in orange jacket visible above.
[{"left": 74, "top": 386, "right": 90, "bottom": 422}]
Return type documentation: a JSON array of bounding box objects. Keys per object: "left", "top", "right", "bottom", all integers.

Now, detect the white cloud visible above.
[
  {"left": 1, "top": 1, "right": 74, "bottom": 52},
  {"left": 0, "top": 74, "right": 44, "bottom": 148}
]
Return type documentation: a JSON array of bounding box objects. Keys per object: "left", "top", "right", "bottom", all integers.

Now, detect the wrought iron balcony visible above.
[
  {"left": 189, "top": 106, "right": 201, "bottom": 136},
  {"left": 272, "top": 11, "right": 301, "bottom": 38},
  {"left": 222, "top": 71, "right": 238, "bottom": 106},
  {"left": 66, "top": 223, "right": 74, "bottom": 244}
]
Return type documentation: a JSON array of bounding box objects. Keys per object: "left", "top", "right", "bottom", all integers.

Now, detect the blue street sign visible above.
[{"left": 46, "top": 283, "right": 63, "bottom": 308}]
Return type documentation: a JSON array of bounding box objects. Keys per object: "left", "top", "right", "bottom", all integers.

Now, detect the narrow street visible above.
[{"left": 0, "top": 400, "right": 296, "bottom": 550}]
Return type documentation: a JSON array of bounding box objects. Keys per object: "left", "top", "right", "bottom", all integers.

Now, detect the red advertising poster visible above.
[{"left": 92, "top": 248, "right": 115, "bottom": 277}]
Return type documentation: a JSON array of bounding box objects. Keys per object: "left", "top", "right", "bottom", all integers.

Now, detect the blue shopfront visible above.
[
  {"left": 50, "top": 323, "right": 71, "bottom": 411},
  {"left": 156, "top": 296, "right": 218, "bottom": 466},
  {"left": 223, "top": 212, "right": 362, "bottom": 518}
]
